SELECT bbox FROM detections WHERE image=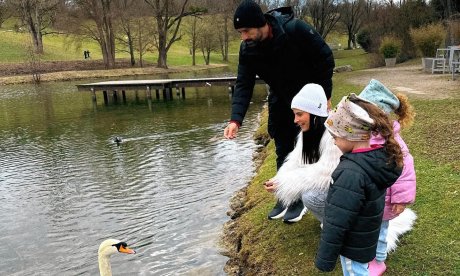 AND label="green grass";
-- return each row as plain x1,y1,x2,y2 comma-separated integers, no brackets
333,48,370,71
0,29,105,62
0,23,236,66
0,30,30,62
226,50,460,275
